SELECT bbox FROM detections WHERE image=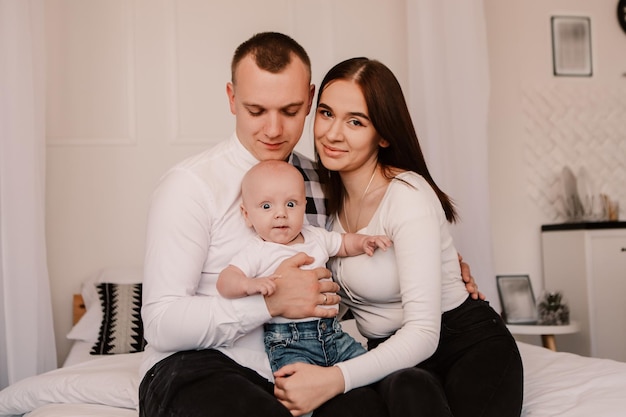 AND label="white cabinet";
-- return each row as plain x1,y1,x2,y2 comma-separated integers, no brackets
541,223,626,361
